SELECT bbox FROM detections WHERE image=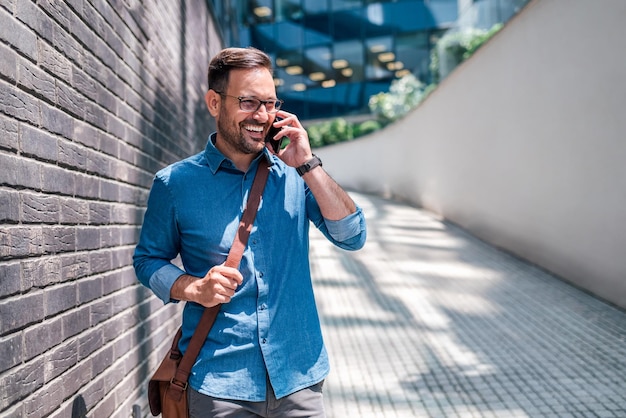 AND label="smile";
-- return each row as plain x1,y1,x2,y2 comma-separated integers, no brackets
244,124,264,133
